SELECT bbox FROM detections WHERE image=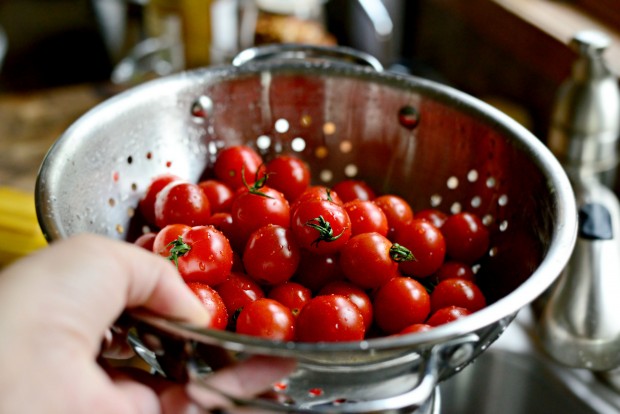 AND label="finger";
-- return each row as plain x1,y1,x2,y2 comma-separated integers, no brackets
108,366,206,414
112,377,162,414
0,234,210,354
186,356,296,411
